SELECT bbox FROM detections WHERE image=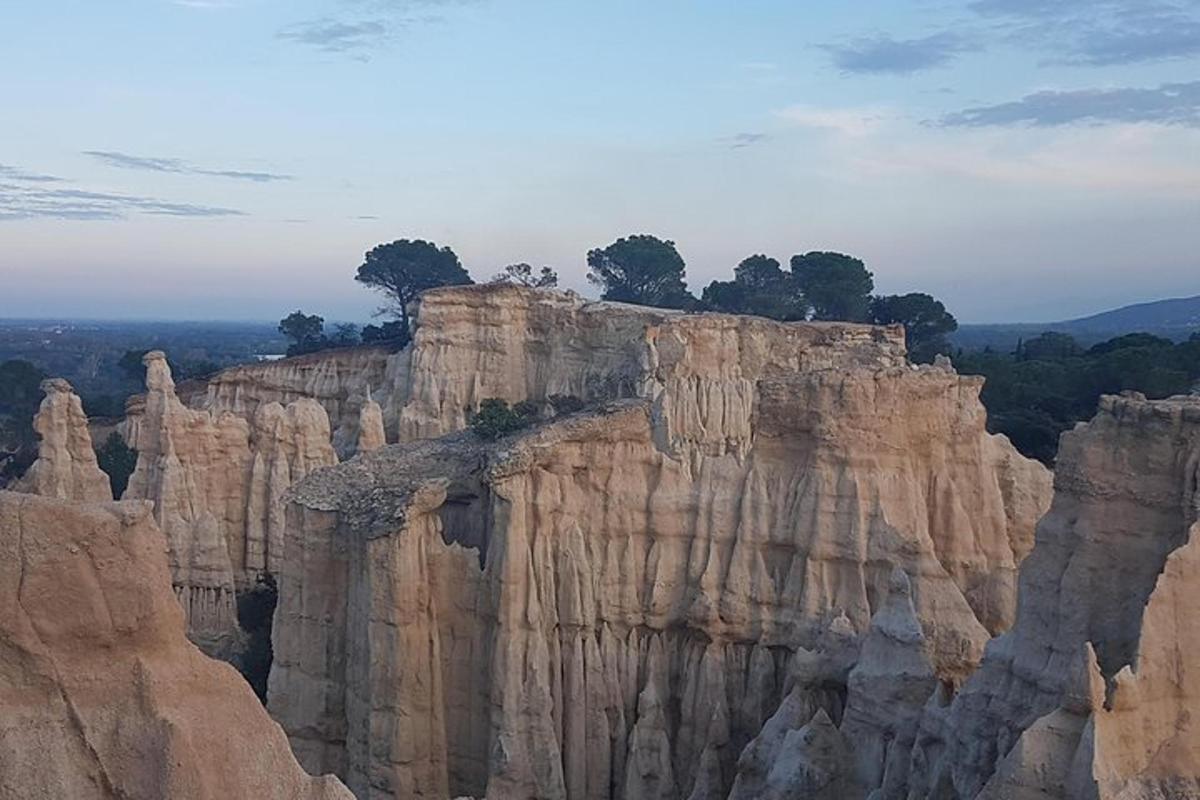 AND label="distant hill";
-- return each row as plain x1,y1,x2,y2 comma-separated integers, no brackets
953,295,1200,352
